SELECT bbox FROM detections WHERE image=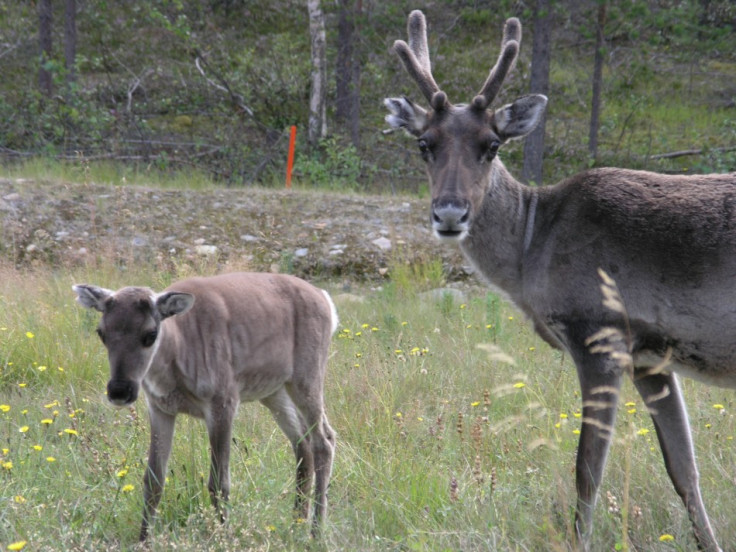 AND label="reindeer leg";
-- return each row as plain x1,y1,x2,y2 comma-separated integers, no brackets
261,388,315,521
205,396,237,521
633,371,722,552
288,391,335,537
569,345,624,551
140,404,176,541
